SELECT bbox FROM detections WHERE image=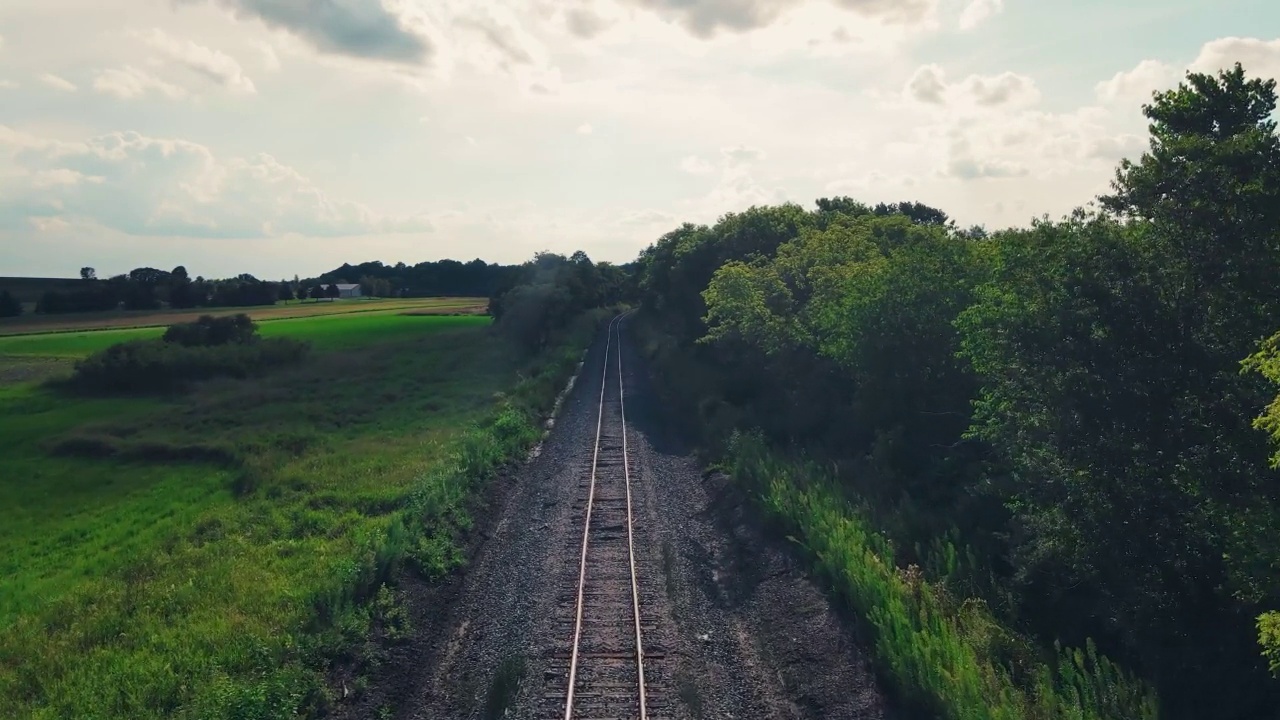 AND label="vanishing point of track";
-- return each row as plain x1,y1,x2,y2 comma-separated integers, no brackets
543,313,664,720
